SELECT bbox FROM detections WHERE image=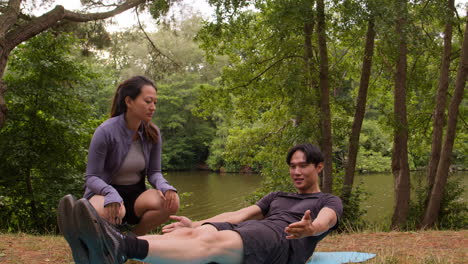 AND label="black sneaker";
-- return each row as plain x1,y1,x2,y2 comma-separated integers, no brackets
74,198,128,264
116,224,138,239
57,194,89,264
